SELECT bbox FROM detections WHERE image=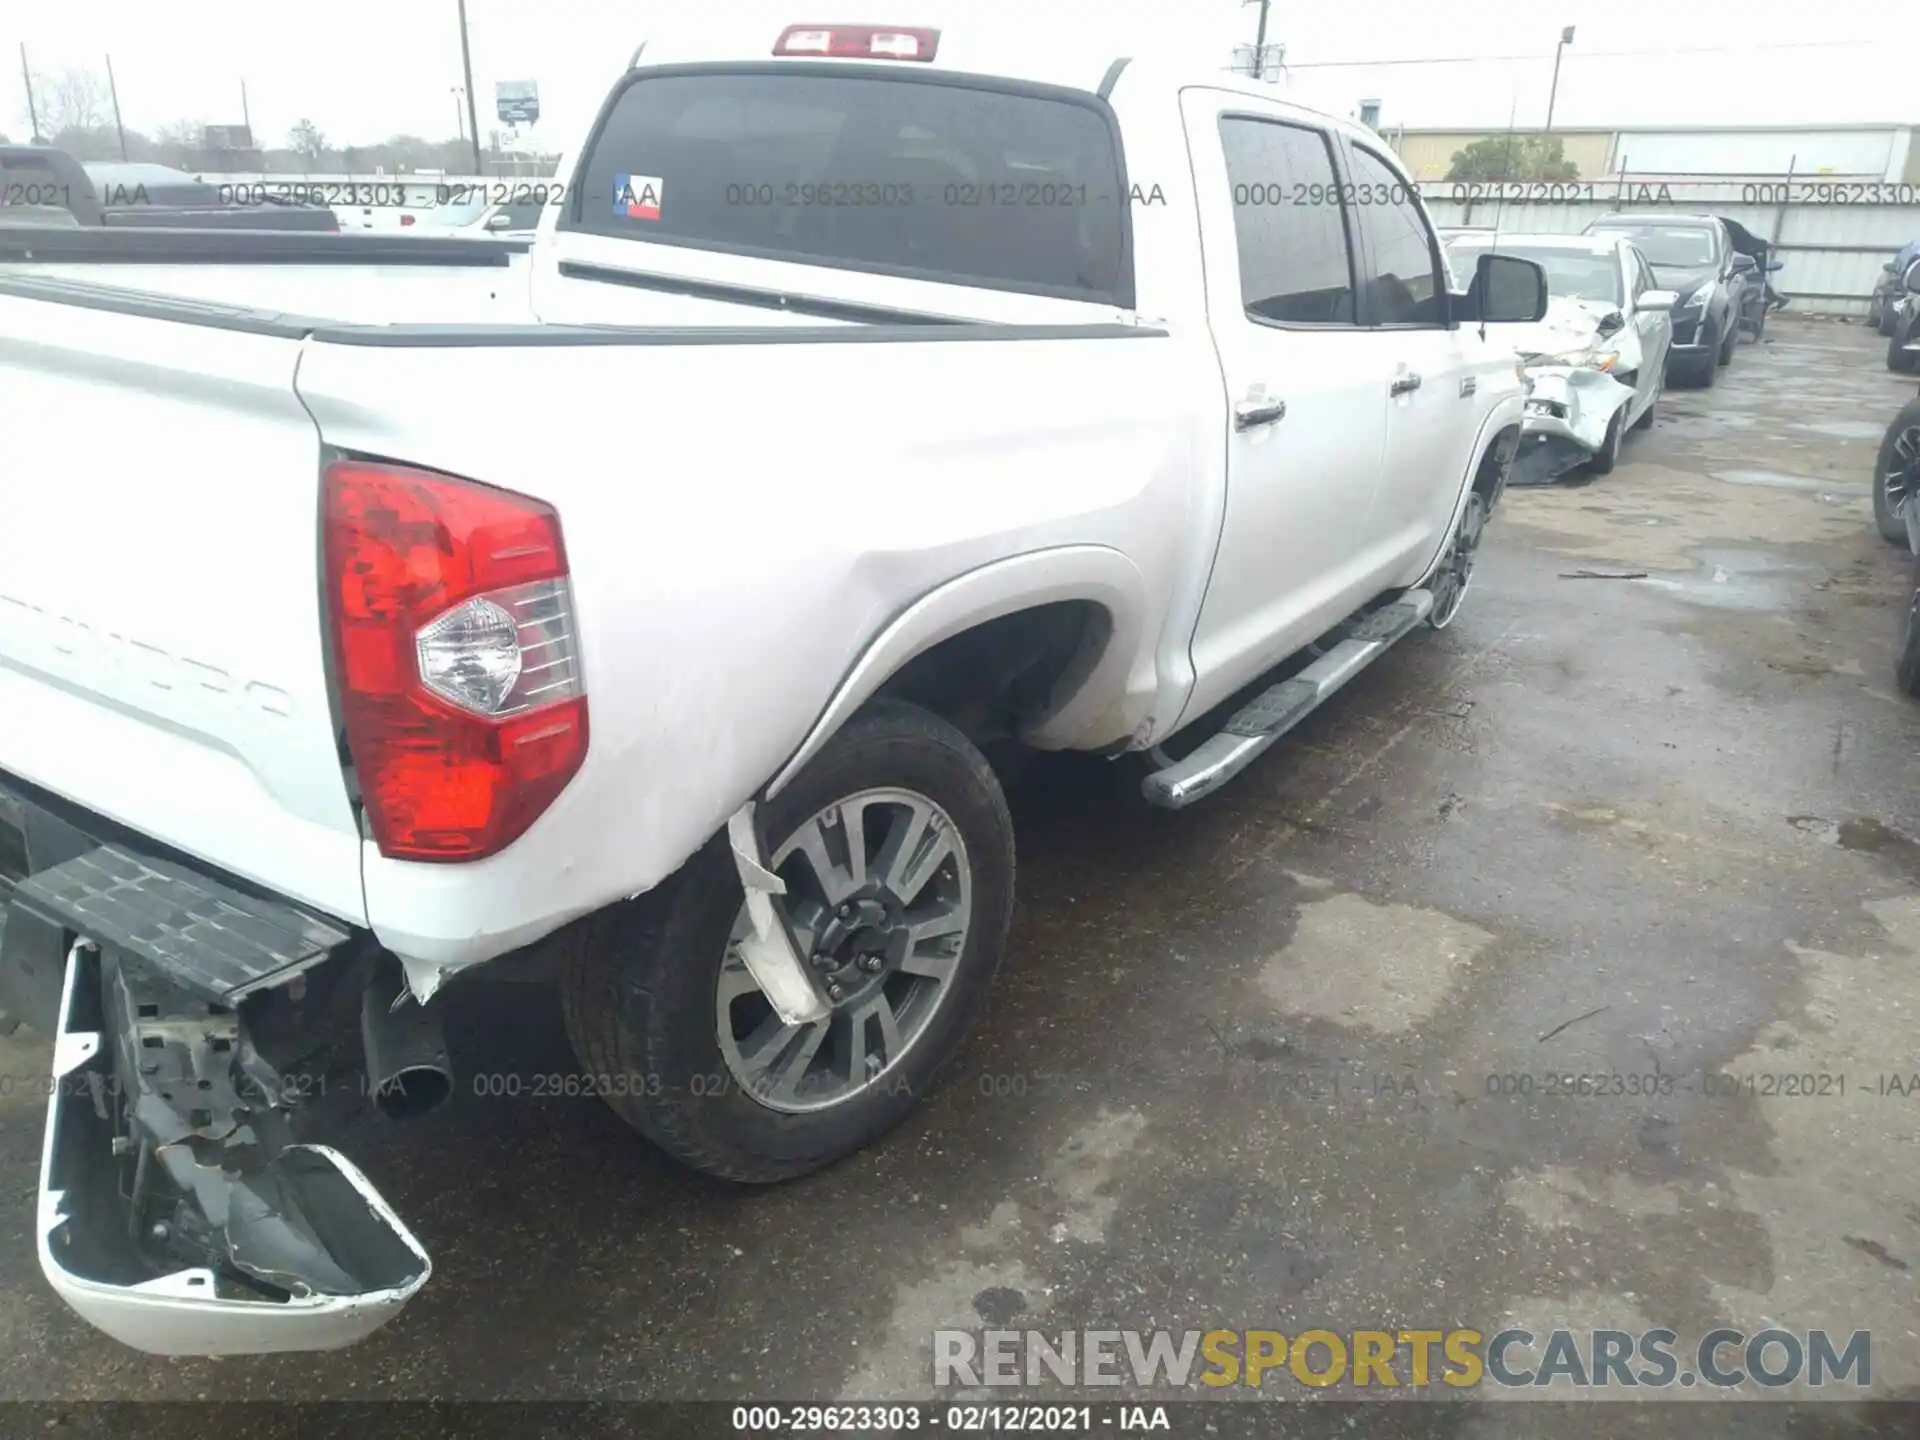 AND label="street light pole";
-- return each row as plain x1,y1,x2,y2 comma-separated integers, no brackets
452,87,466,141
1244,0,1275,80
1545,25,1575,132
20,43,41,142
105,54,128,160
456,0,483,173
